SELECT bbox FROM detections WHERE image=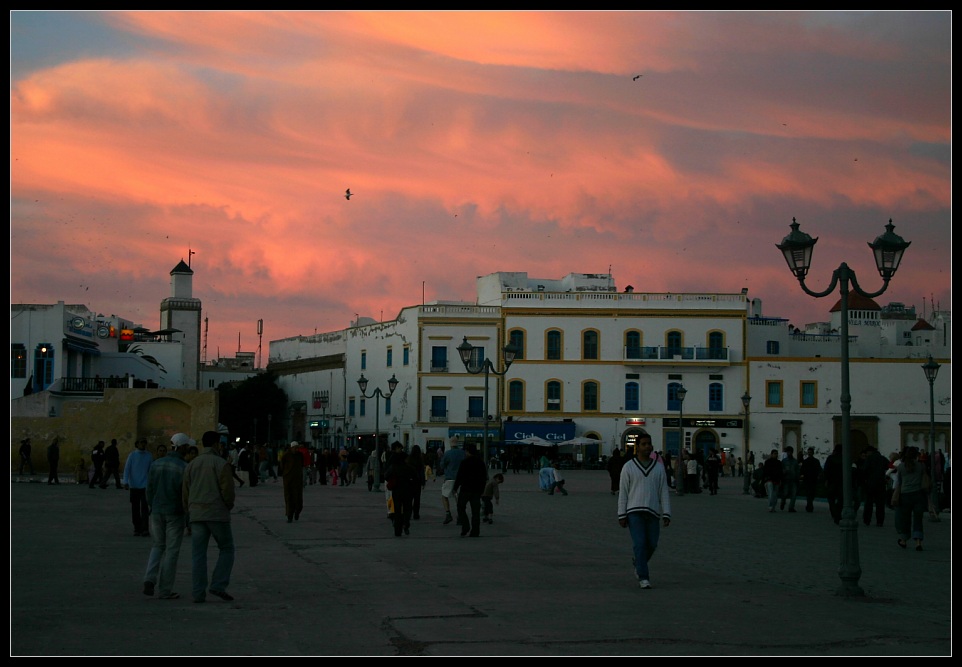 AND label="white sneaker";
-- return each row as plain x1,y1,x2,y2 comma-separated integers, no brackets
639,579,651,589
